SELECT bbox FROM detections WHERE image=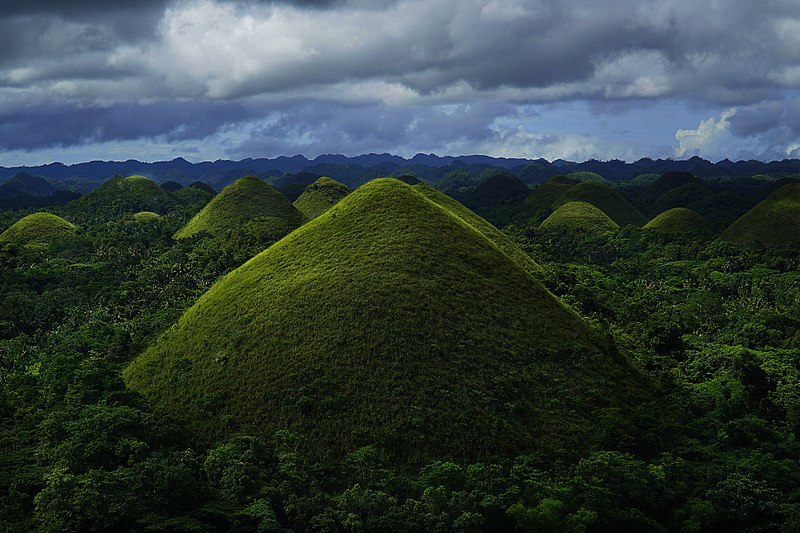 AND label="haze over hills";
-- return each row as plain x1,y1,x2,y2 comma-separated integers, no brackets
2,154,799,194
